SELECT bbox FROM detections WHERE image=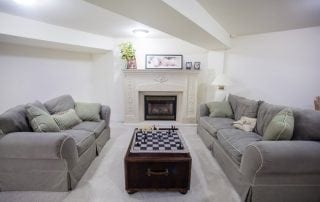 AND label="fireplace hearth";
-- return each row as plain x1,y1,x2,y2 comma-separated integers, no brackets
144,96,177,120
